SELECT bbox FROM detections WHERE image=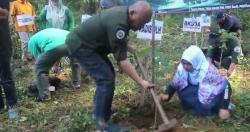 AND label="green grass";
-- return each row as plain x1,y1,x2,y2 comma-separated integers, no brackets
4,1,250,130
1,53,249,132
2,28,250,131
